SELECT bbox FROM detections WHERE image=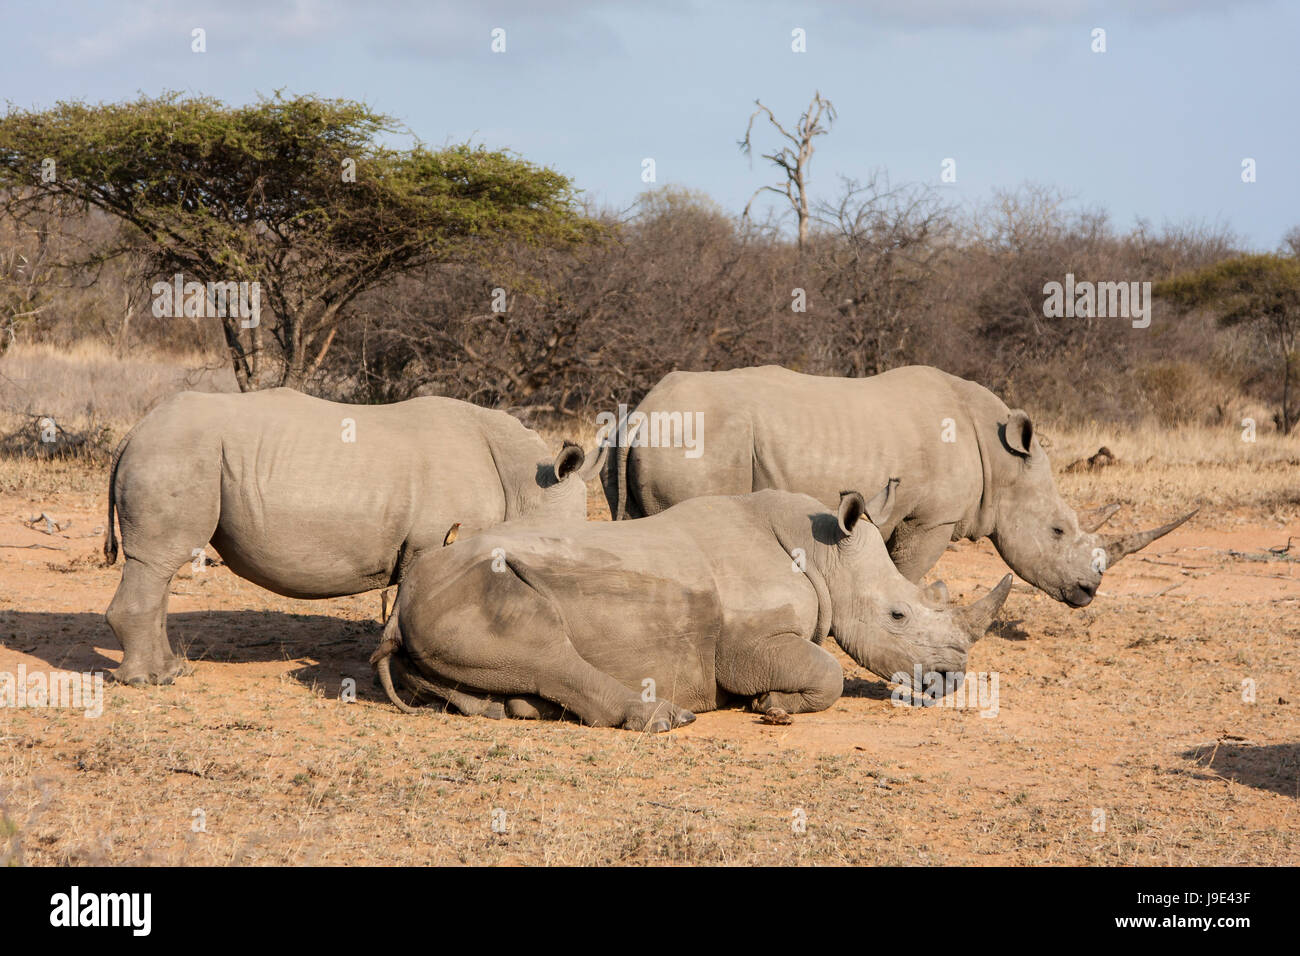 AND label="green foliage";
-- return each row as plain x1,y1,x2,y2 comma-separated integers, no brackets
1155,254,1300,326
1156,253,1300,432
0,91,595,389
